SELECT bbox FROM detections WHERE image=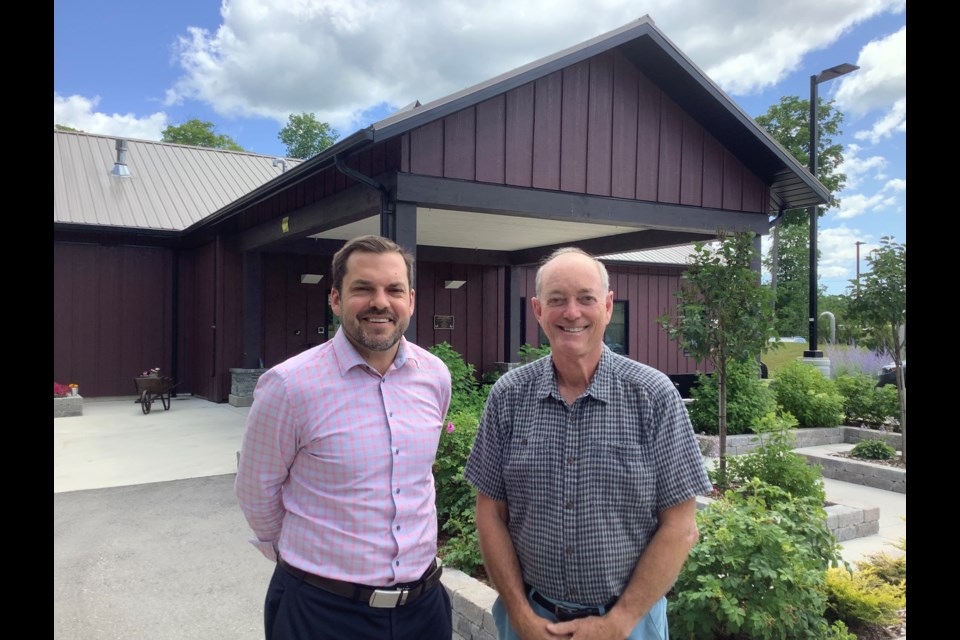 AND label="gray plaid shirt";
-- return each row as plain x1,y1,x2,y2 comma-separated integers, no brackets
465,347,711,606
